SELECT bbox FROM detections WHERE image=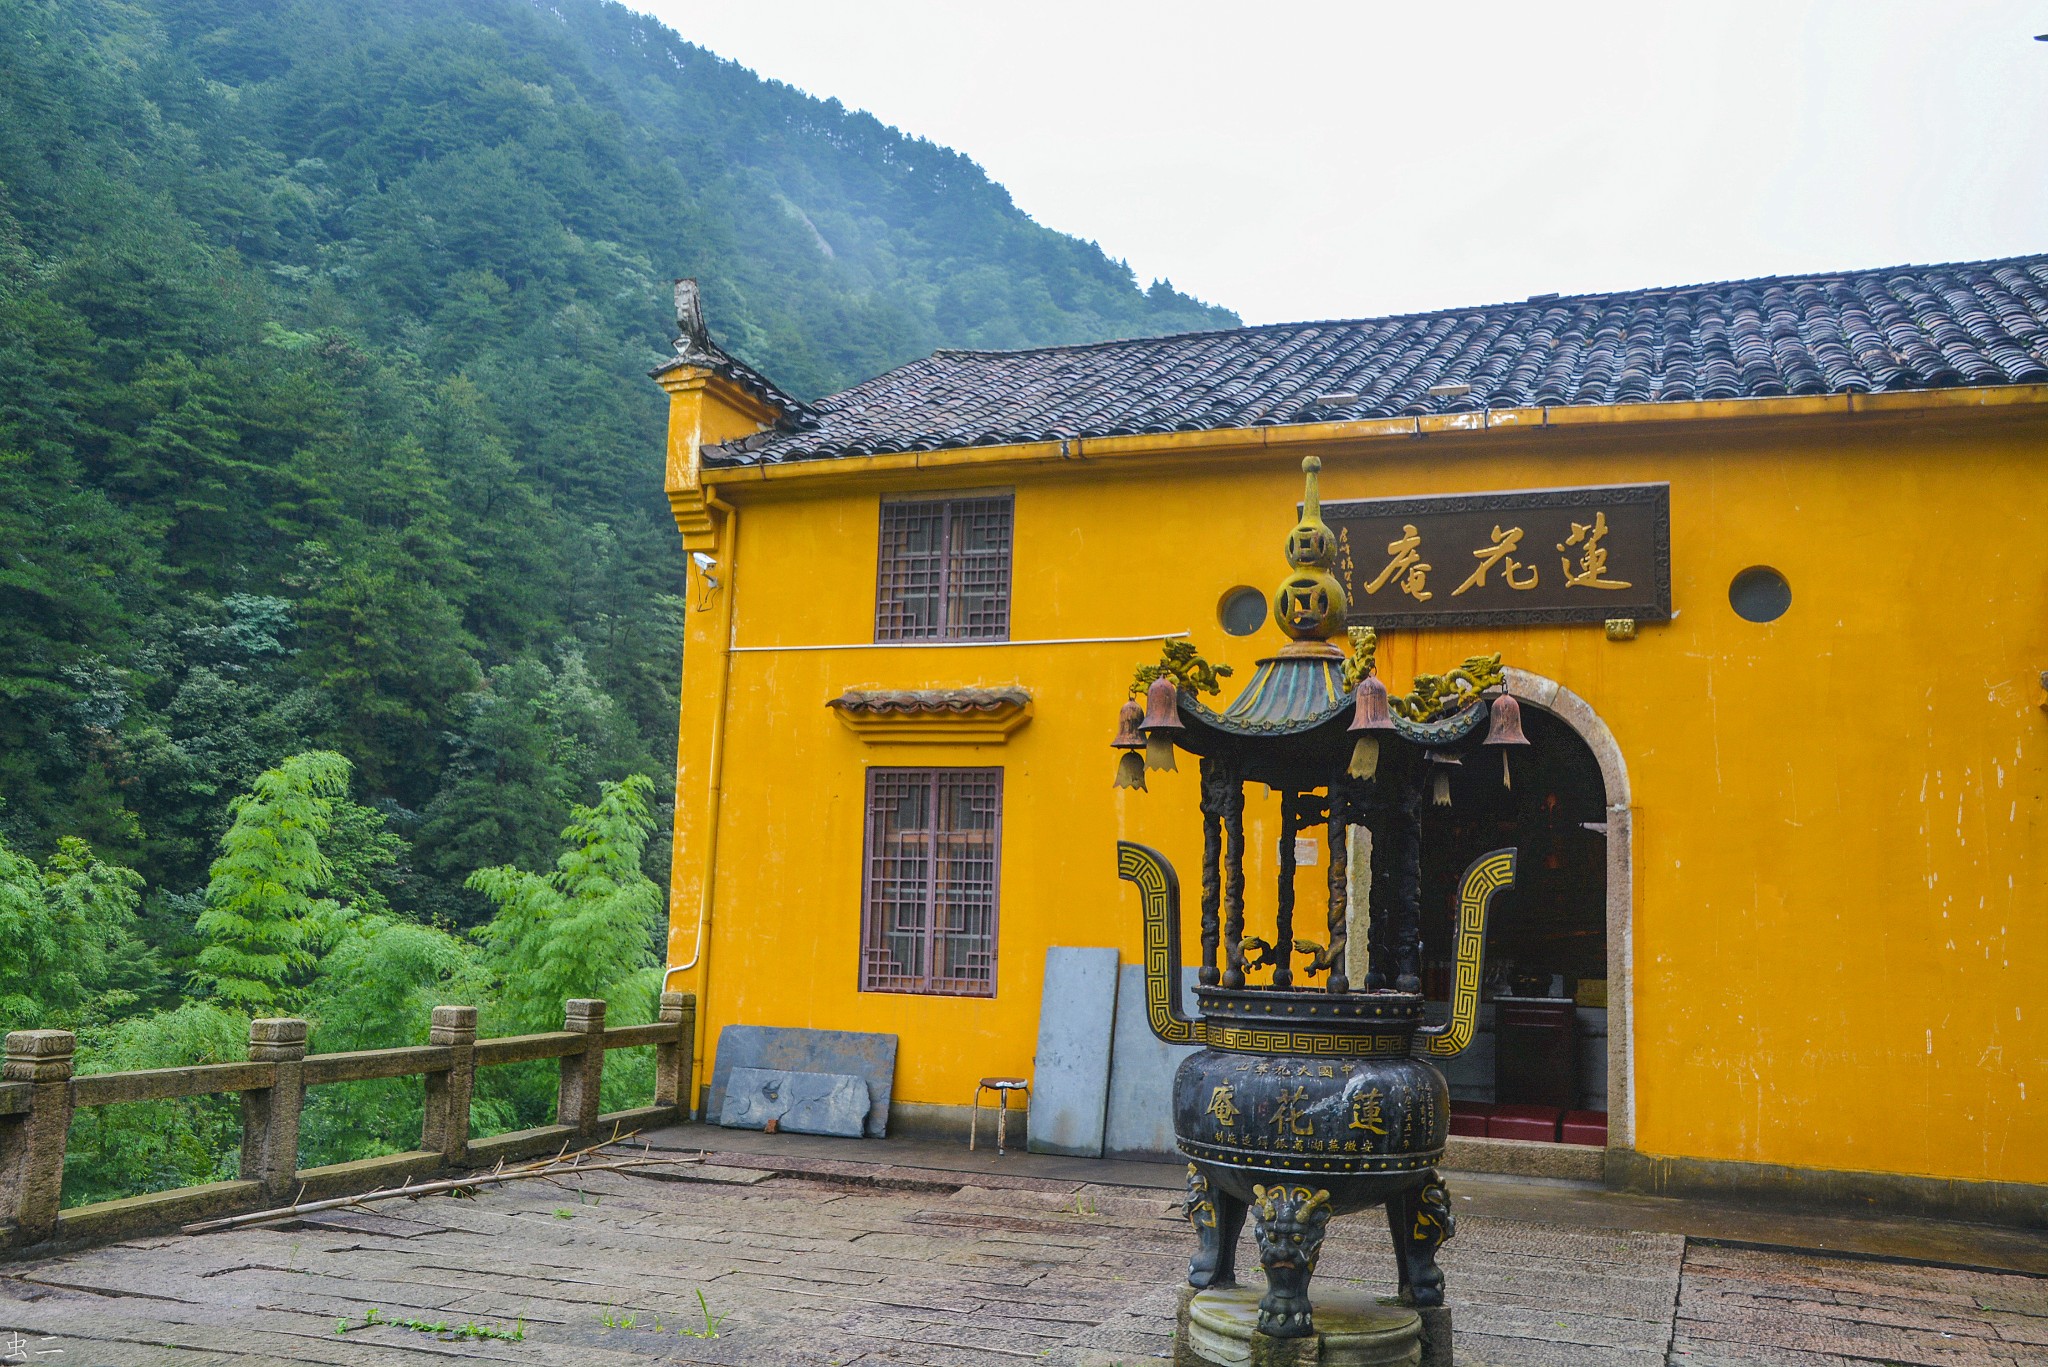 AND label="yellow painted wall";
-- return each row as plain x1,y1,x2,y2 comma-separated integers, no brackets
664,400,2048,1190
